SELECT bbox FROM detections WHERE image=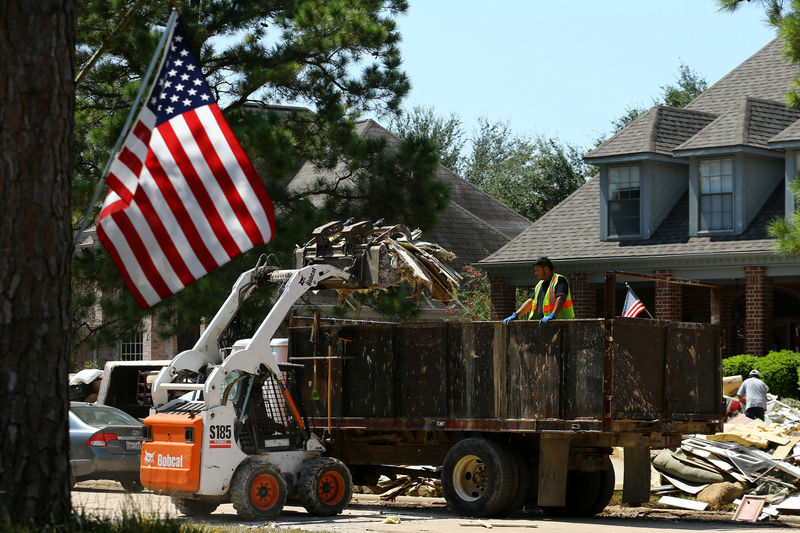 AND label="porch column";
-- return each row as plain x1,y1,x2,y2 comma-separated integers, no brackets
654,269,681,321
489,275,516,320
745,266,769,356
